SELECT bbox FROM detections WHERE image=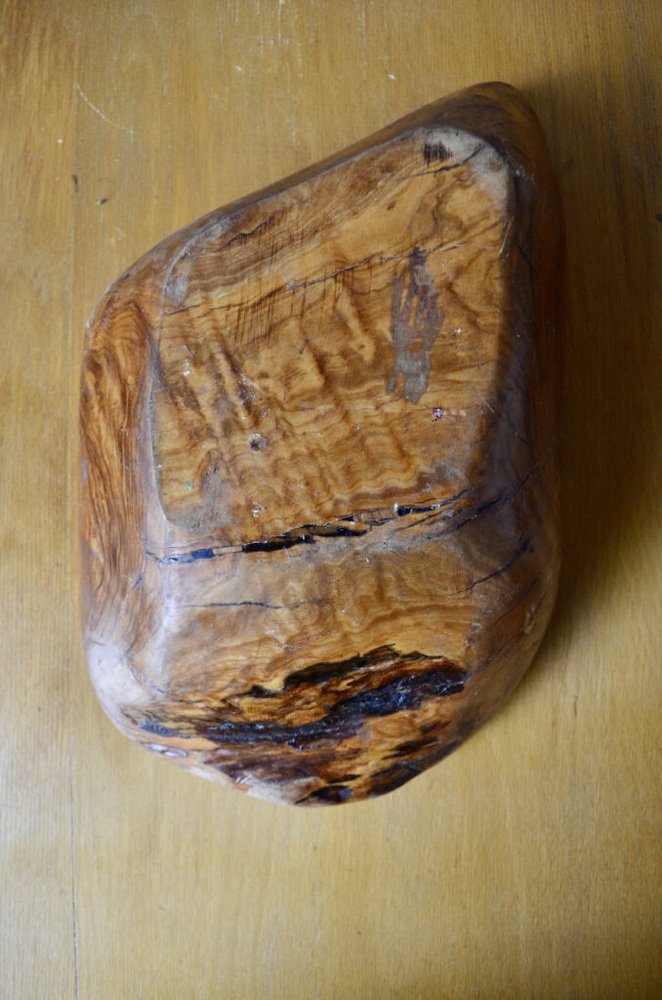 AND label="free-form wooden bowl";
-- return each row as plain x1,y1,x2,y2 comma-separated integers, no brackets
80,82,562,805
